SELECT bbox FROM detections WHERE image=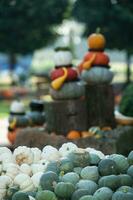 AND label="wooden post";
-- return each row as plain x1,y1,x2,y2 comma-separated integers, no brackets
85,83,116,128
44,98,88,135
